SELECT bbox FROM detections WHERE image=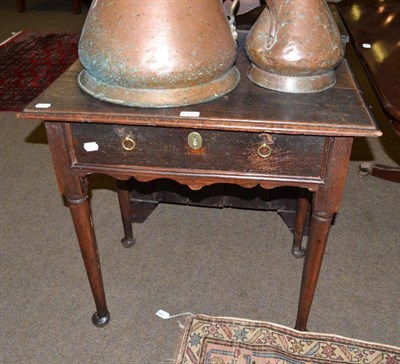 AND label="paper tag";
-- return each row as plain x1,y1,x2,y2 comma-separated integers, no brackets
362,43,372,49
83,142,99,152
156,310,171,319
35,103,52,109
180,111,200,117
